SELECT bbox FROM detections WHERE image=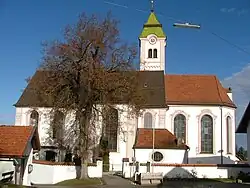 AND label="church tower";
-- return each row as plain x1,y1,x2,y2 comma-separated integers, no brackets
139,7,166,72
